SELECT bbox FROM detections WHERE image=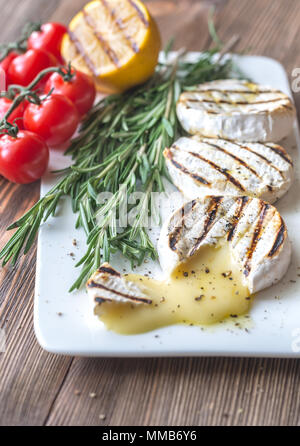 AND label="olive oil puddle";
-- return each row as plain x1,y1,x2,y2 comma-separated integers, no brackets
94,244,253,334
